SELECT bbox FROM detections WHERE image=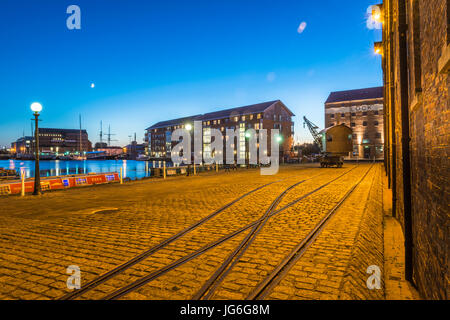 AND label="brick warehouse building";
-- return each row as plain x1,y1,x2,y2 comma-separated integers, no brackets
325,87,384,160
377,0,448,299
145,100,295,163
